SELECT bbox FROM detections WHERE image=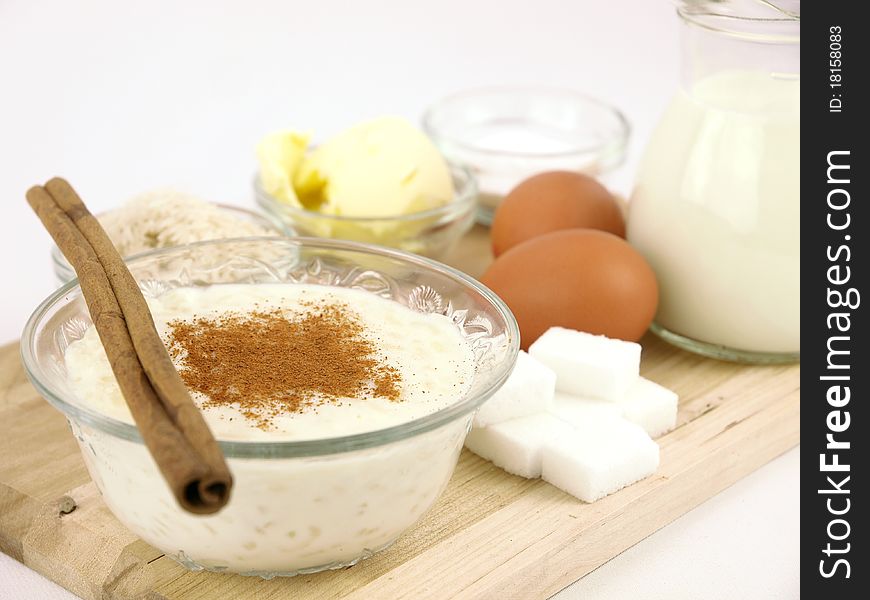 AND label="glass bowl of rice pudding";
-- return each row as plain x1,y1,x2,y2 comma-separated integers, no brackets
22,237,519,577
